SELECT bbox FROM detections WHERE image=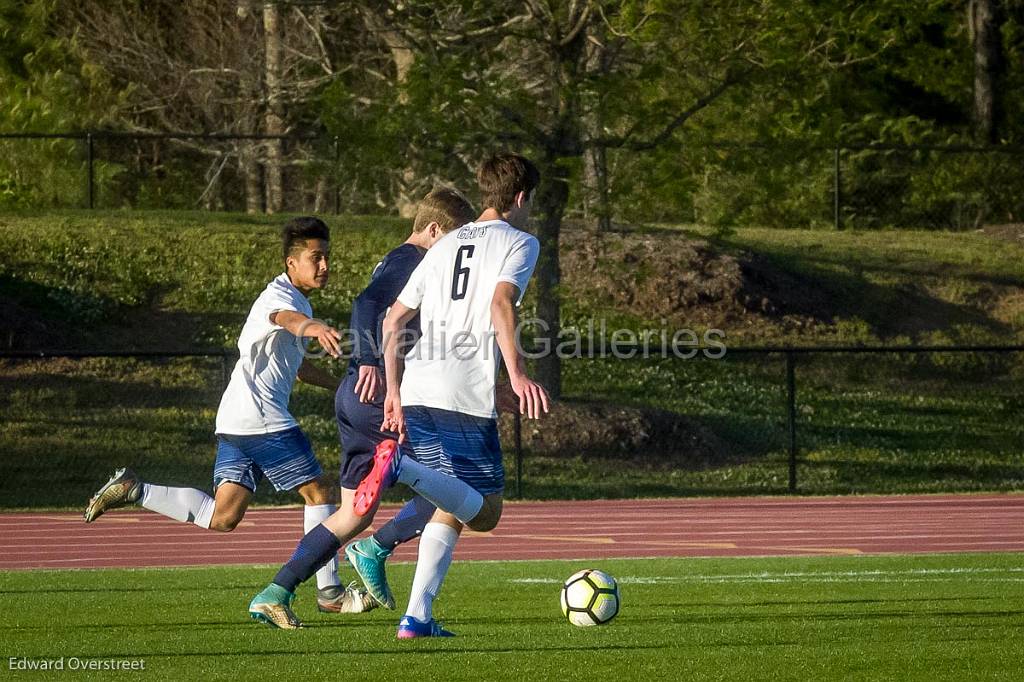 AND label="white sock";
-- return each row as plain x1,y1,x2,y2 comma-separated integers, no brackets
304,503,340,590
397,459,484,524
405,522,460,622
140,484,215,529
